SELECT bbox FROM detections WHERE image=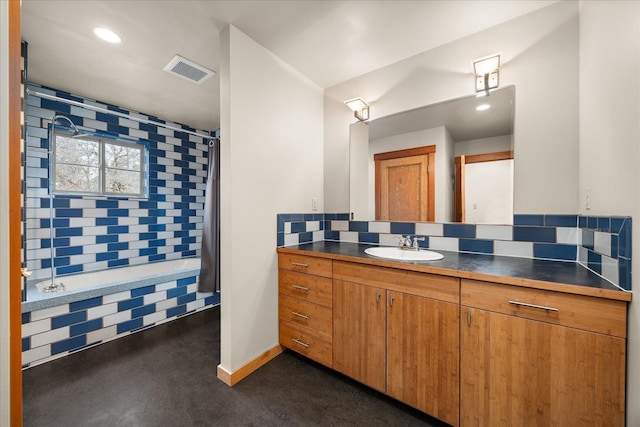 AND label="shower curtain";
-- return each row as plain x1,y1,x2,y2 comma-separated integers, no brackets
198,138,220,293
